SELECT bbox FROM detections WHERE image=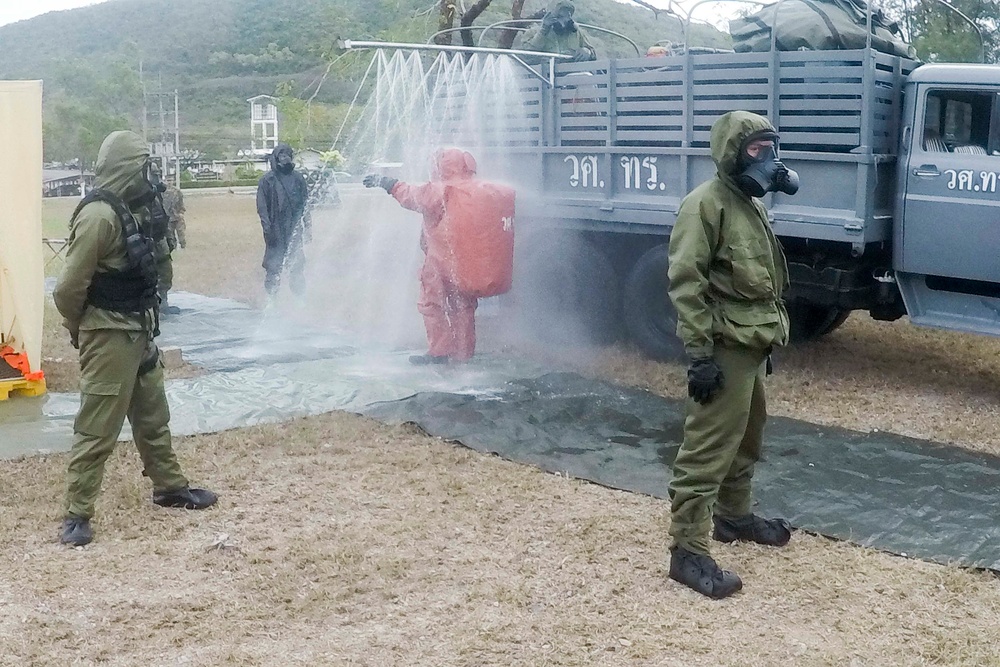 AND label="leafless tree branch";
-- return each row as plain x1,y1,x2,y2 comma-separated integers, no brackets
460,0,495,47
